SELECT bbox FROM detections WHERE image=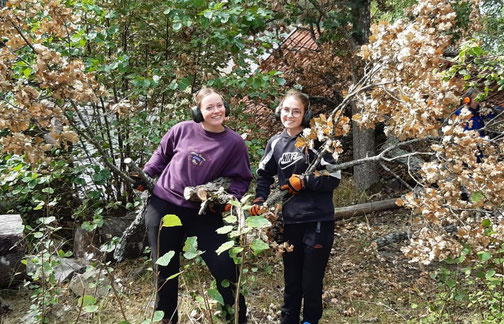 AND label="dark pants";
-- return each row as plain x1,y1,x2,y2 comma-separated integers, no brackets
145,195,247,323
281,221,334,324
